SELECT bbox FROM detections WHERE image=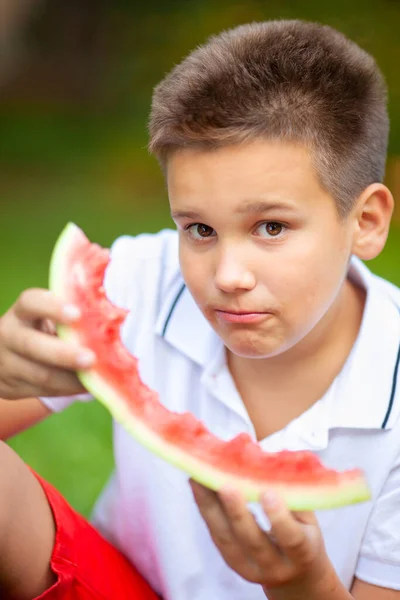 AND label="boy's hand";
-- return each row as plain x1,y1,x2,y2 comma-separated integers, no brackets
0,288,95,400
191,480,341,599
